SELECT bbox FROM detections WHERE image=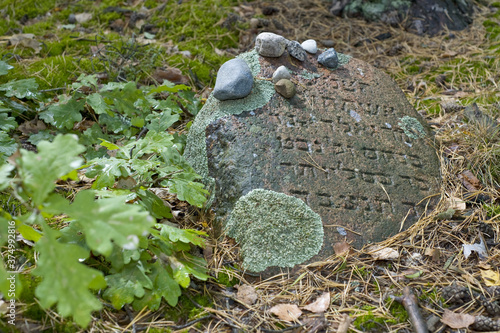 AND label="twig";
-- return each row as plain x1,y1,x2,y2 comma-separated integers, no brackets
324,224,362,236
393,287,428,333
123,305,137,333
301,153,327,172
166,315,213,330
261,324,304,332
